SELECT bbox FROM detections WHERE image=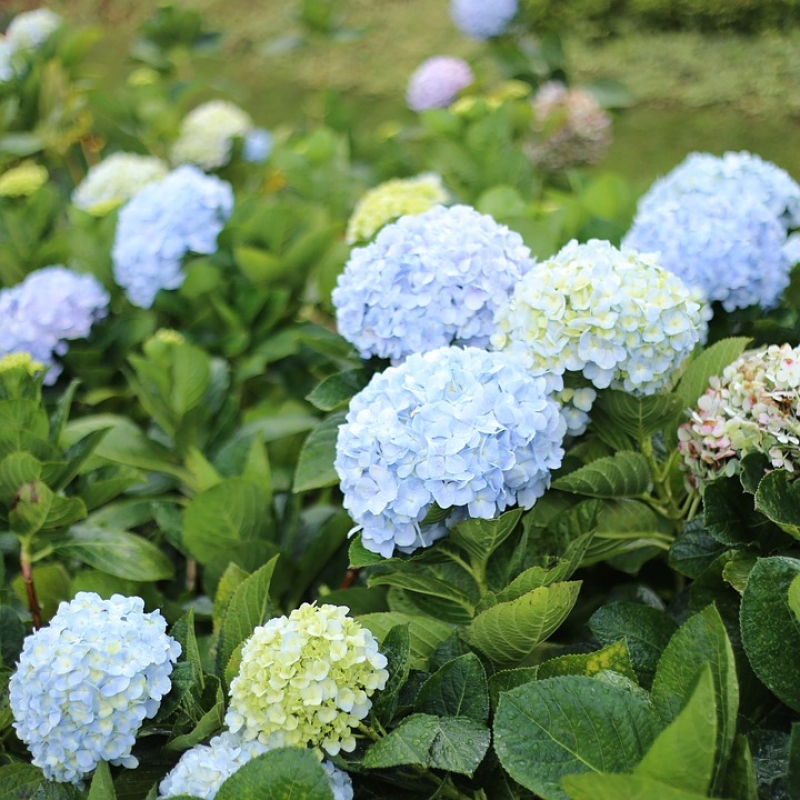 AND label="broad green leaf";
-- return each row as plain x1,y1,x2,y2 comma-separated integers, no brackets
674,337,751,411
790,574,800,626
52,525,175,581
749,729,793,800
755,469,800,539
552,452,651,498
0,606,25,668
348,534,385,568
0,764,47,799
292,412,345,492
538,640,637,683
488,667,539,711
216,747,332,800
218,557,278,677
51,428,110,492
722,735,759,800
166,681,225,751
182,478,273,564
594,390,685,440
563,773,710,800
170,608,205,690
668,519,727,579
361,713,490,776
588,602,677,689
368,571,475,623
494,675,661,800
449,509,522,563
0,452,41,504
651,605,739,792
722,551,758,594
740,556,800,712
87,761,116,800
373,624,410,725
739,452,772,494
213,562,250,627
789,724,800,800
306,369,367,412
358,612,453,668
634,664,716,794
464,582,582,664
8,480,52,536
415,653,489,723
